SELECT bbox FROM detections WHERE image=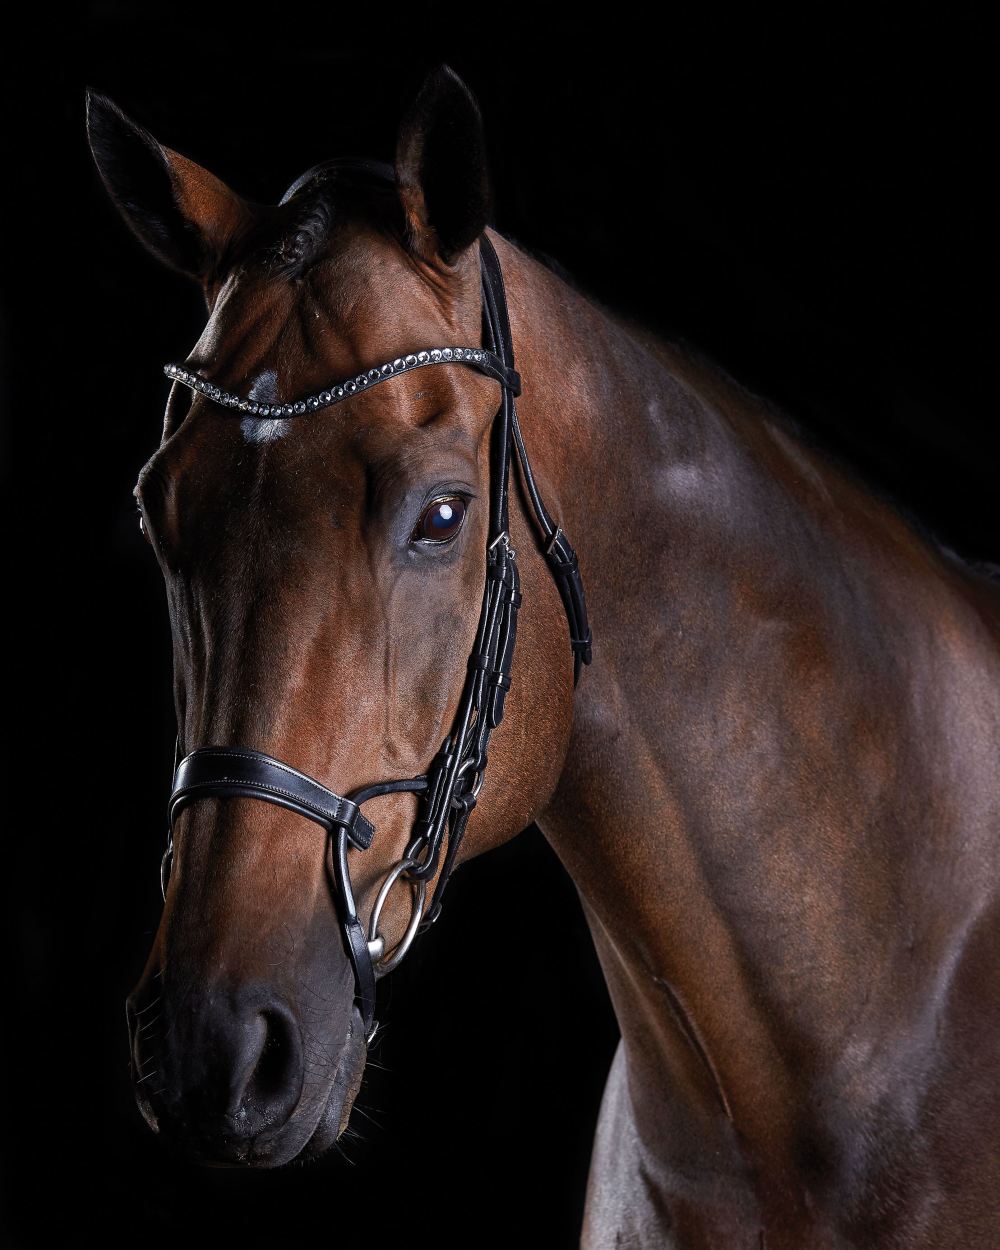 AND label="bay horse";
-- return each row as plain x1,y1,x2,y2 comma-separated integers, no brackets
87,65,1000,1248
